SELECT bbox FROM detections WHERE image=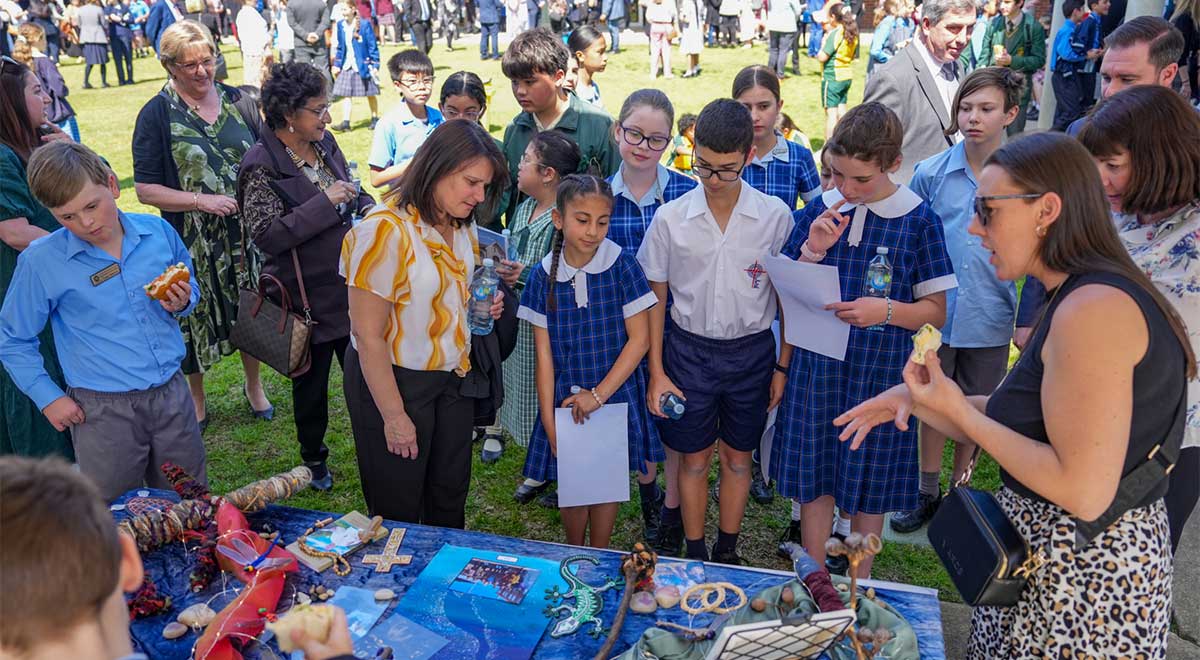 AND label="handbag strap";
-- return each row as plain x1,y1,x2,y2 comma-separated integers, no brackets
290,248,313,325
